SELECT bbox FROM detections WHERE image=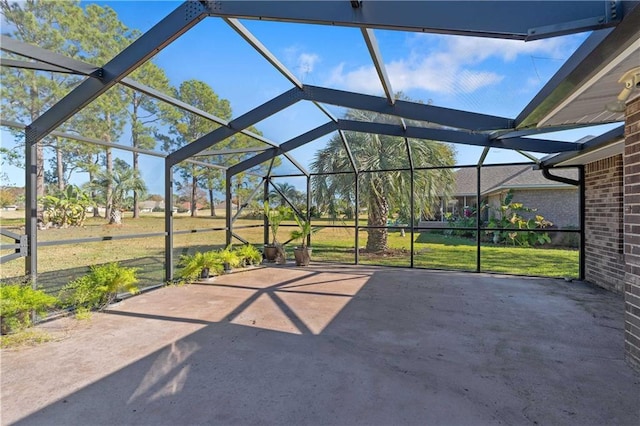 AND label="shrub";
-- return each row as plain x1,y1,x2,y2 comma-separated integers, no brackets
178,251,223,282
218,248,242,269
485,190,552,247
234,244,263,266
60,263,139,313
40,185,94,228
445,212,477,238
0,284,58,334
